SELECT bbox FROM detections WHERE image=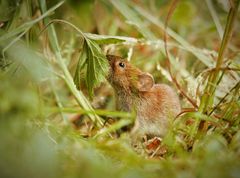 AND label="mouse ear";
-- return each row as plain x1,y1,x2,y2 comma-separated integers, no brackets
138,73,154,91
